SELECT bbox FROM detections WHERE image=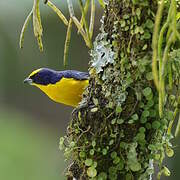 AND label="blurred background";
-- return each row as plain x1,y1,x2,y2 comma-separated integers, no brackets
0,1,179,180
